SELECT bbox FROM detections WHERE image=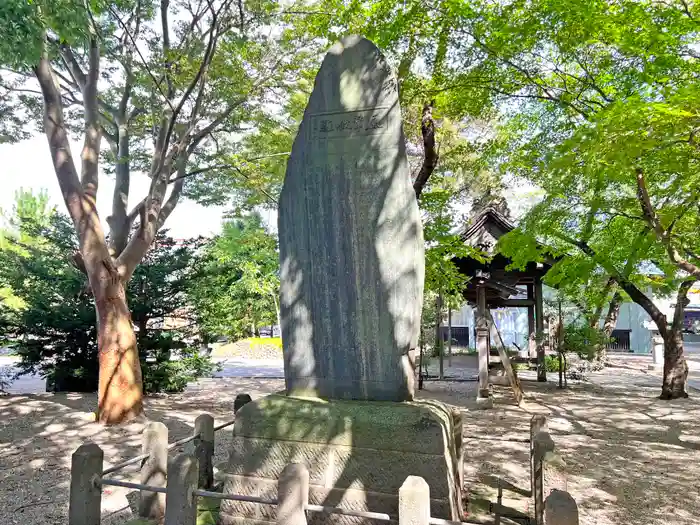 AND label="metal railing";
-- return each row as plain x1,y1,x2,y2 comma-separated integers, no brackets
69,398,579,525
68,393,251,525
